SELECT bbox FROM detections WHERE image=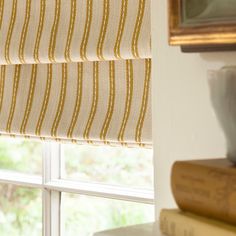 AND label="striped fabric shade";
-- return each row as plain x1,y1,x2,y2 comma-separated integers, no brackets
0,0,152,147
